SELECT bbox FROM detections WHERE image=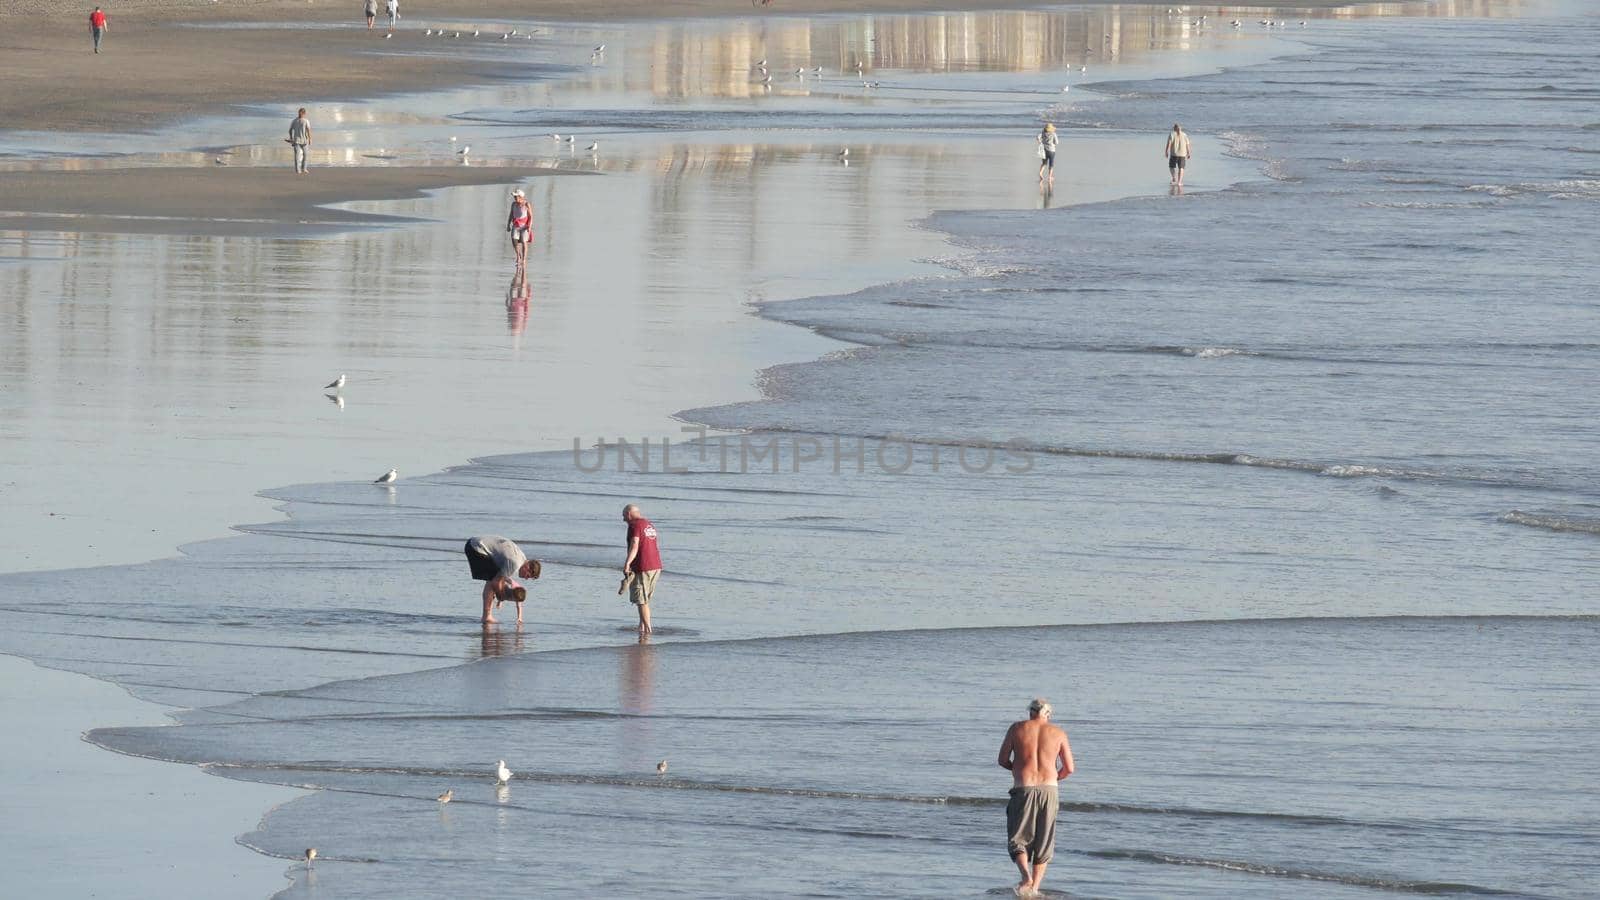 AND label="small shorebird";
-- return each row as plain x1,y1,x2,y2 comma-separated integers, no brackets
375,468,398,484
811,66,822,76
564,135,576,145
458,145,470,161
755,58,766,67
586,142,599,153
383,33,391,39
656,760,668,775
1079,65,1088,74
324,374,345,391
214,157,226,166
436,788,453,803
1061,85,1070,93
304,848,317,867
425,28,432,35
761,75,773,86
794,67,804,76
550,133,562,141
502,32,509,40
496,760,513,784
594,44,606,53
472,29,479,37
837,147,849,160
